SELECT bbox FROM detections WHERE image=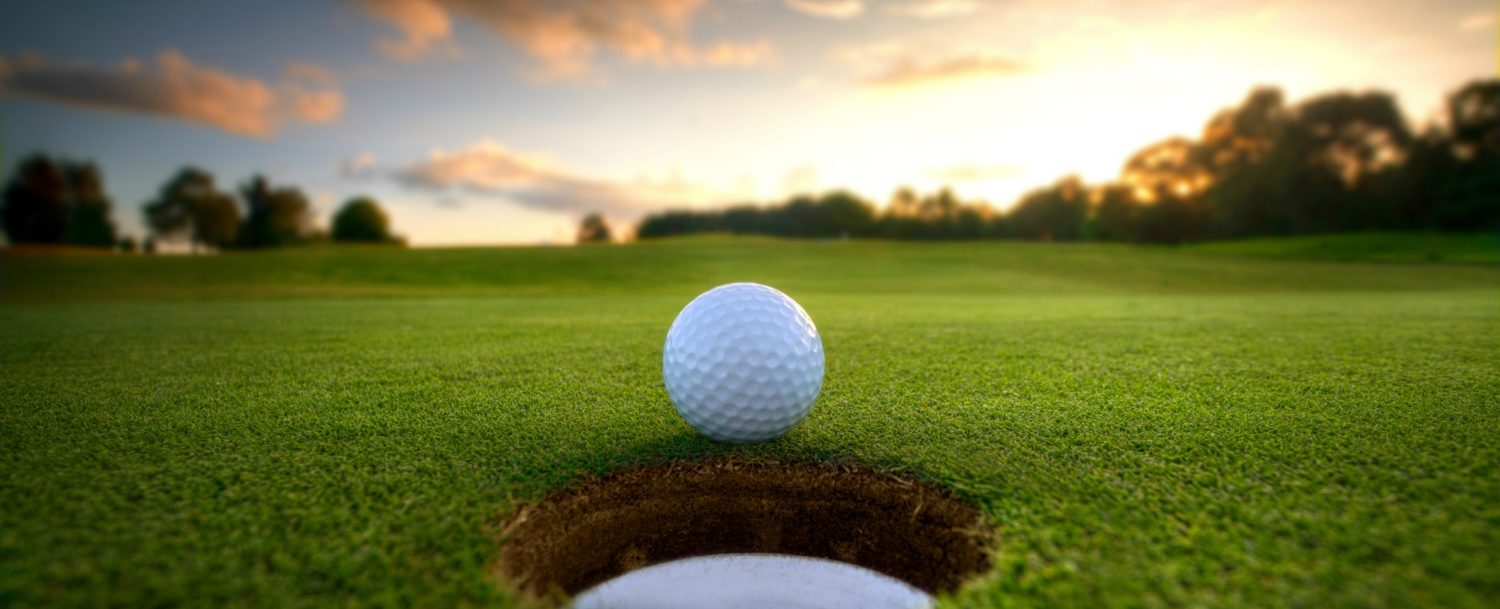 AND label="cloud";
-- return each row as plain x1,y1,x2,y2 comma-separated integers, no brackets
0,50,344,137
385,139,714,215
859,53,1027,88
785,0,864,19
696,39,777,68
888,0,980,19
355,0,459,60
350,0,773,77
285,60,340,86
1458,11,1495,31
928,163,1024,182
282,85,344,123
342,152,381,178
